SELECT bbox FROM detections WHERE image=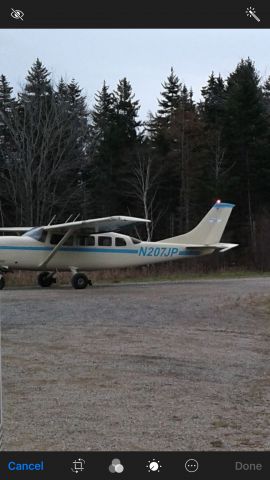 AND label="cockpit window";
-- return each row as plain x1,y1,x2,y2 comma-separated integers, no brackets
22,227,46,242
50,234,74,246
131,237,141,244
